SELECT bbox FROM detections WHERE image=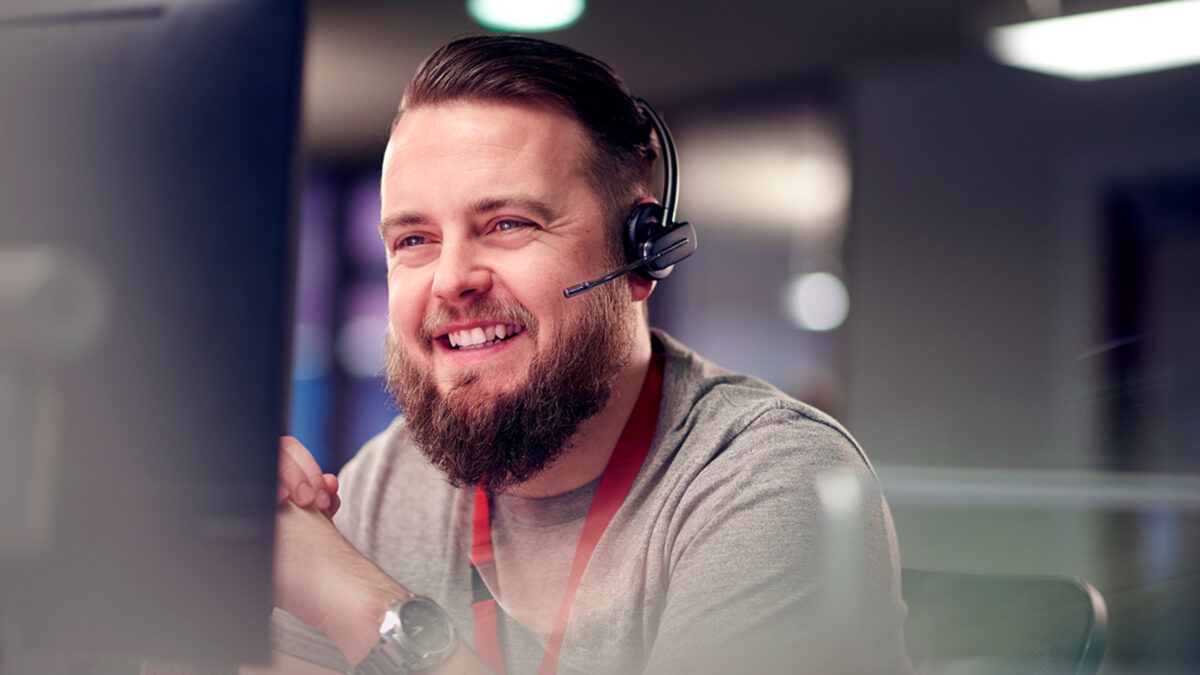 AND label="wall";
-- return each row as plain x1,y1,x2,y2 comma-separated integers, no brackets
845,54,1200,670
